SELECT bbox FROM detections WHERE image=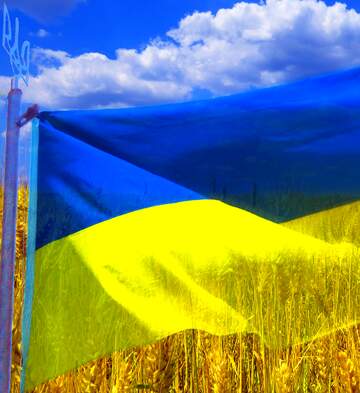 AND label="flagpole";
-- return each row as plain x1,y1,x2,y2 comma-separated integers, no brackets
0,76,22,393
1,3,33,390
